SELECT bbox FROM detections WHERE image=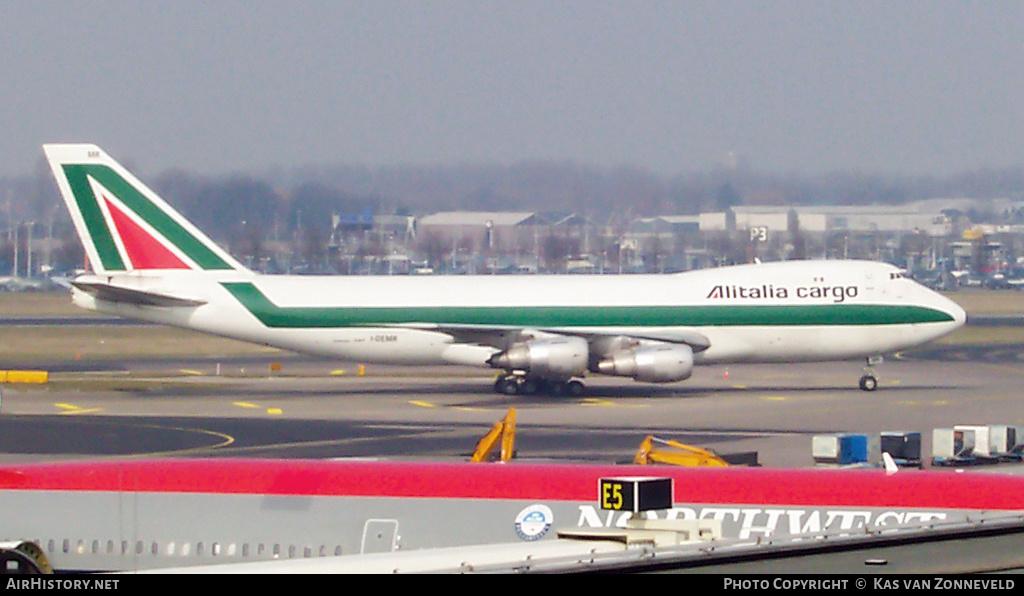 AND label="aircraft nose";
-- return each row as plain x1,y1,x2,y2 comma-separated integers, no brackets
952,301,967,327
943,295,967,328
